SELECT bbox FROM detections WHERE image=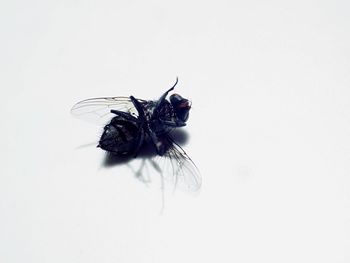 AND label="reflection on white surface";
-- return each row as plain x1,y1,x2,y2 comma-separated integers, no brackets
0,0,349,262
